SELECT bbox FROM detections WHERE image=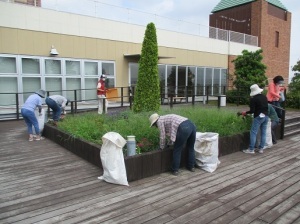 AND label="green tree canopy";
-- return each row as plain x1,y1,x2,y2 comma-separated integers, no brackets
232,49,268,89
133,22,160,113
289,59,300,94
